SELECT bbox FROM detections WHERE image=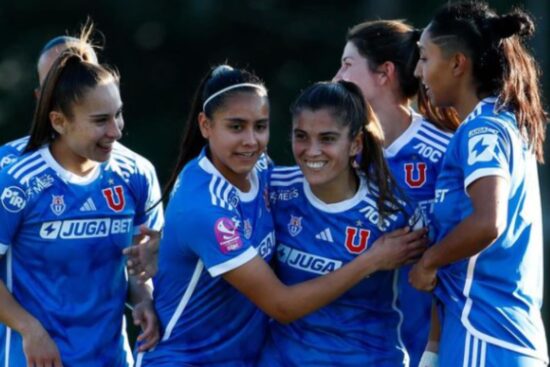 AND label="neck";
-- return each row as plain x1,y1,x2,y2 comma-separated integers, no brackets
50,140,98,177
310,169,358,204
371,99,412,147
454,91,481,122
